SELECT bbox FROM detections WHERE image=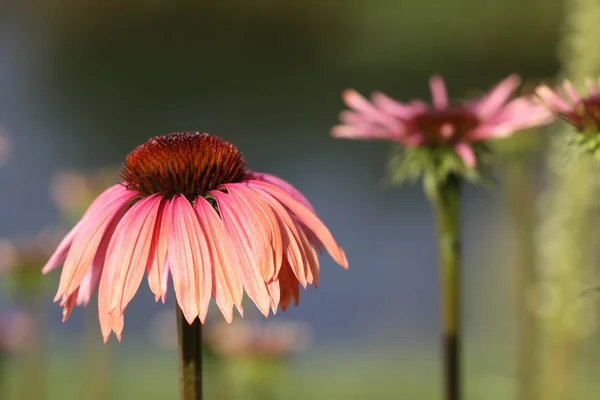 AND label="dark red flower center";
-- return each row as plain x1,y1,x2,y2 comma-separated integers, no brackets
121,132,247,199
414,108,480,144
